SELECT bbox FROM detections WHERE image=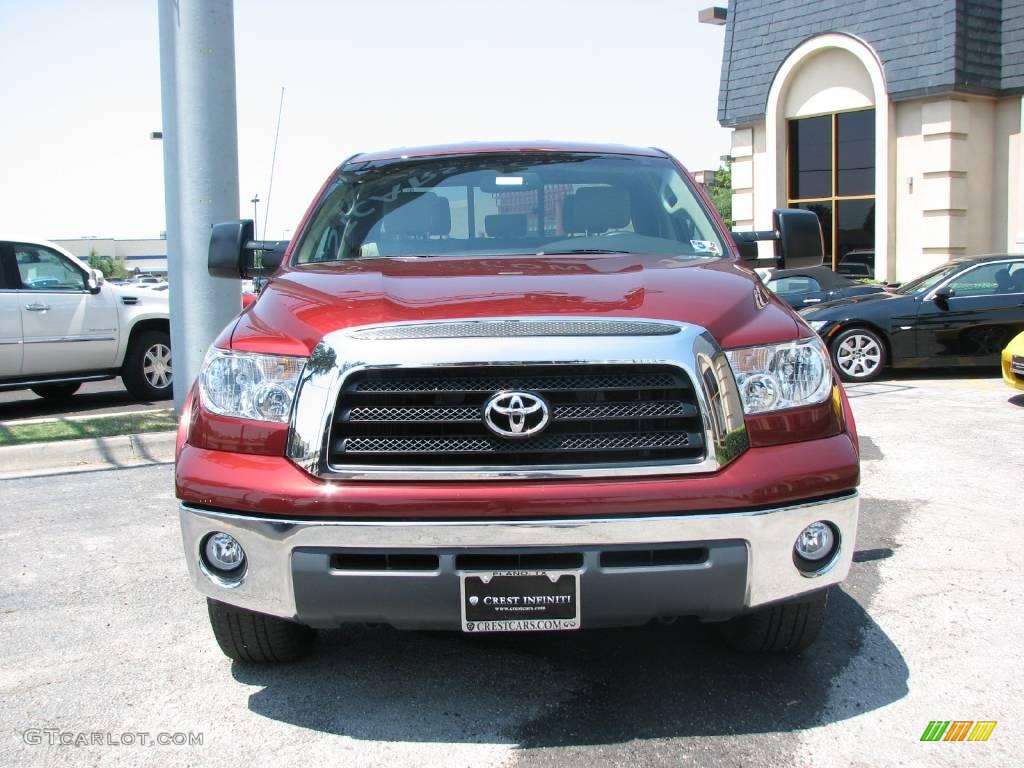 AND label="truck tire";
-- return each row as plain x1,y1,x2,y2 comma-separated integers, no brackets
830,327,886,383
720,588,829,654
122,330,173,401
30,383,82,399
207,599,314,663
